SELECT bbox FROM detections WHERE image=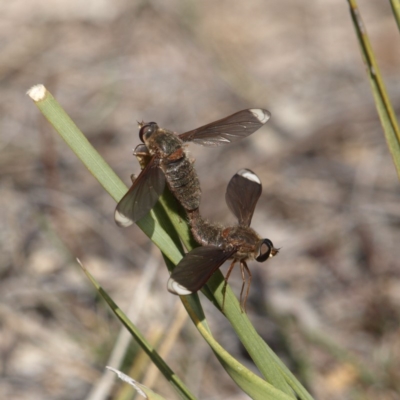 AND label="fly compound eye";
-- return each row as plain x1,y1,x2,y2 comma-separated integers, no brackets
139,122,157,143
255,239,274,262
